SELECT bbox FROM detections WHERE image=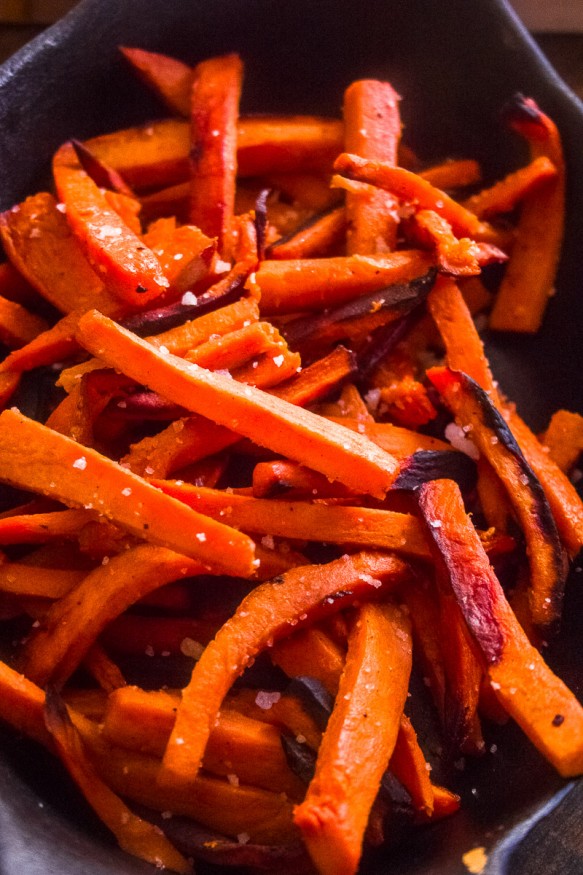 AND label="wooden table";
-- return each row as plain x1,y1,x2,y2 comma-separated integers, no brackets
0,25,582,100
